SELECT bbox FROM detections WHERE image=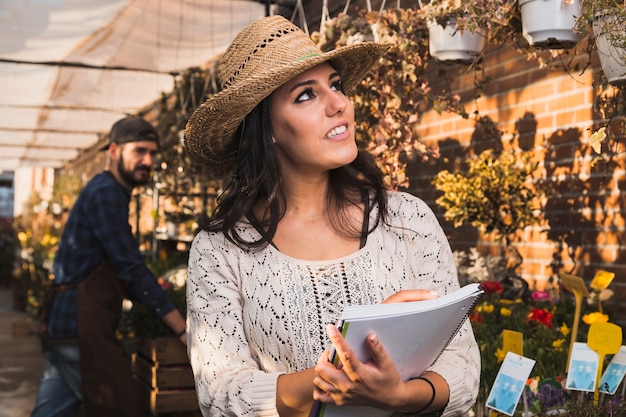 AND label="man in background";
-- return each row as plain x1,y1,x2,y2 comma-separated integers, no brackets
31,116,187,417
